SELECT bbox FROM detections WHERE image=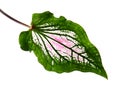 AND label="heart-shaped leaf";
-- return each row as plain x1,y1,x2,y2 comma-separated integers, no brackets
19,11,108,79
